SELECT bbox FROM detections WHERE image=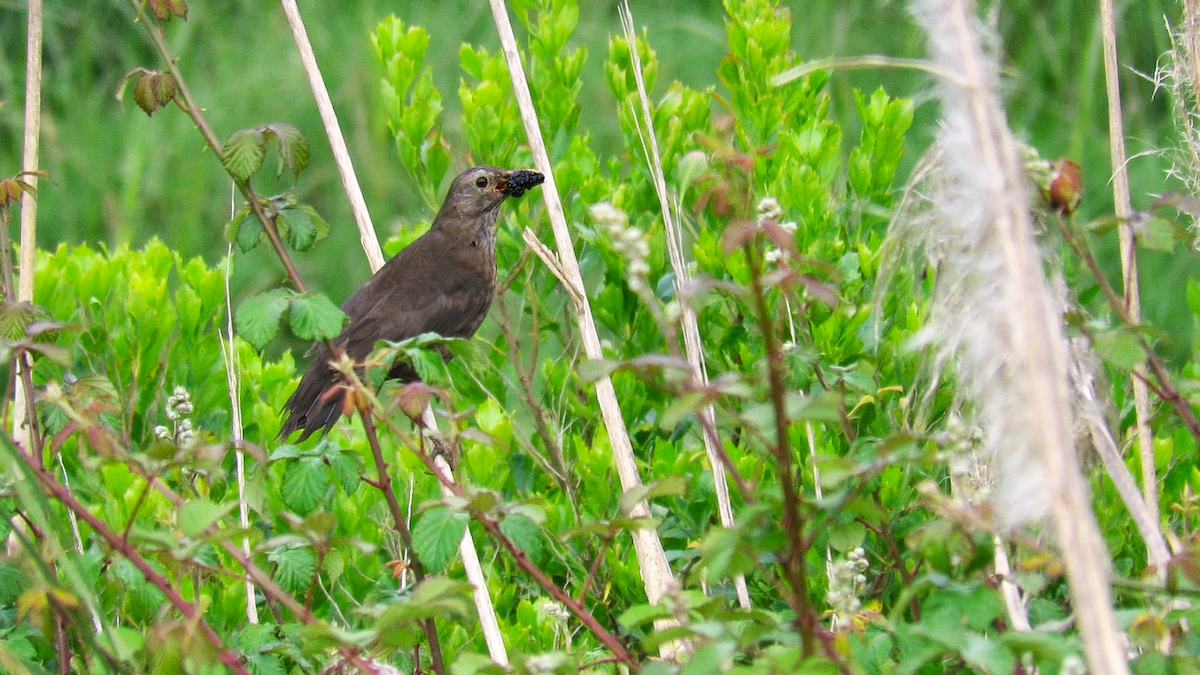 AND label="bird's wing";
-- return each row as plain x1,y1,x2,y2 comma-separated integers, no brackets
335,232,493,360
